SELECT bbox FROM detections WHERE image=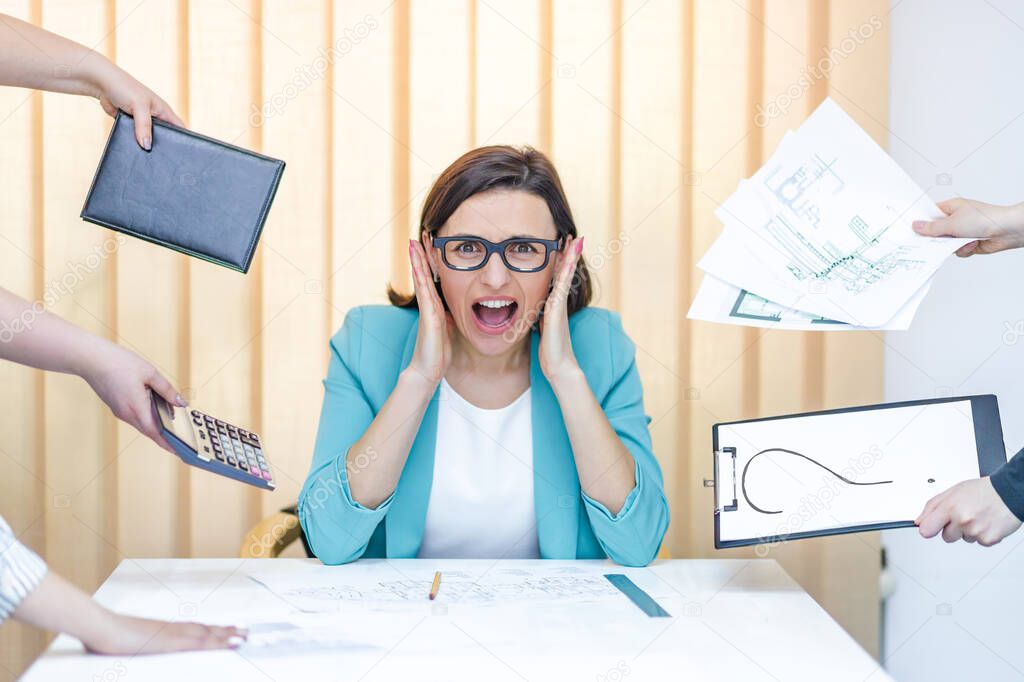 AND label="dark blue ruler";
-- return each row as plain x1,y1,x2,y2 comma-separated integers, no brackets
604,574,671,617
